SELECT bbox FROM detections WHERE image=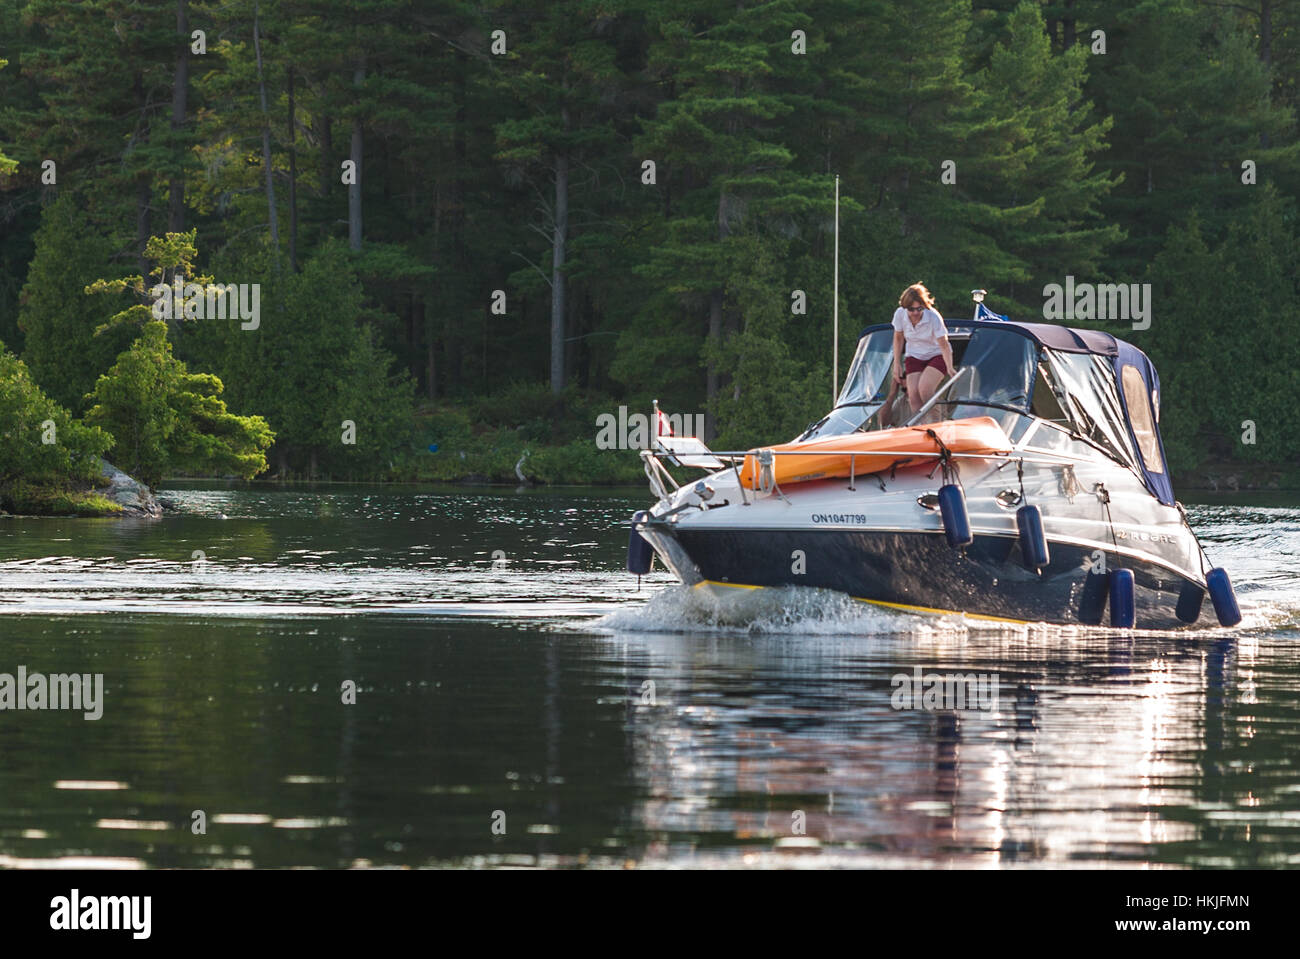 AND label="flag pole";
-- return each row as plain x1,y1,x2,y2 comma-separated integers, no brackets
832,174,840,404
